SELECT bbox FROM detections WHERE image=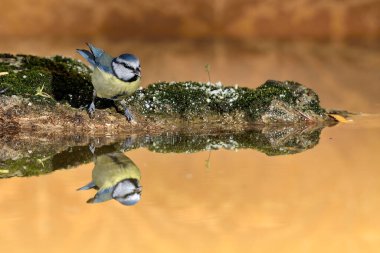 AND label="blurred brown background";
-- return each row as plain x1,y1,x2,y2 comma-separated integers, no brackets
0,0,379,114
0,0,379,41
